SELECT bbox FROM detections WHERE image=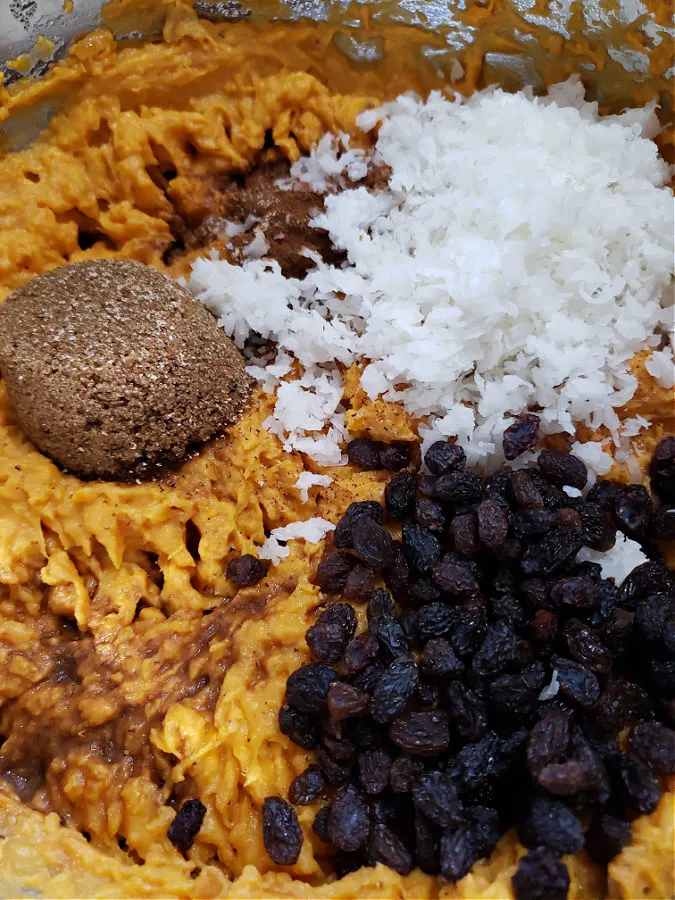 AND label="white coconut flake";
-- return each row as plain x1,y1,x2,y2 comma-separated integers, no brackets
570,441,614,483
538,669,560,701
645,347,675,388
577,533,649,584
243,230,270,260
189,81,673,468
258,517,336,564
295,472,333,502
